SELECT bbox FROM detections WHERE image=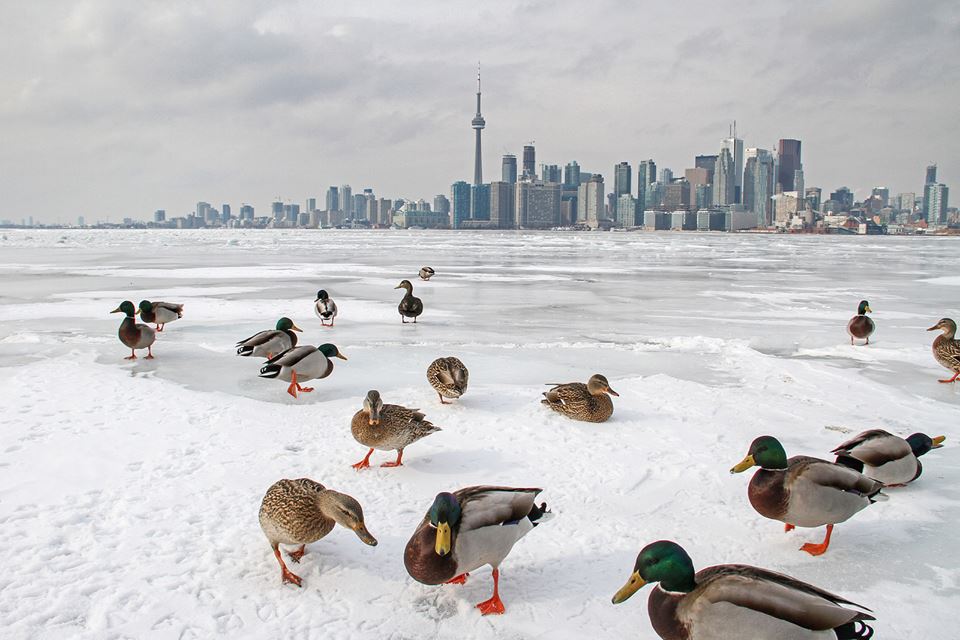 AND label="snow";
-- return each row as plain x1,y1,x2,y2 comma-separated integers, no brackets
0,229,958,639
